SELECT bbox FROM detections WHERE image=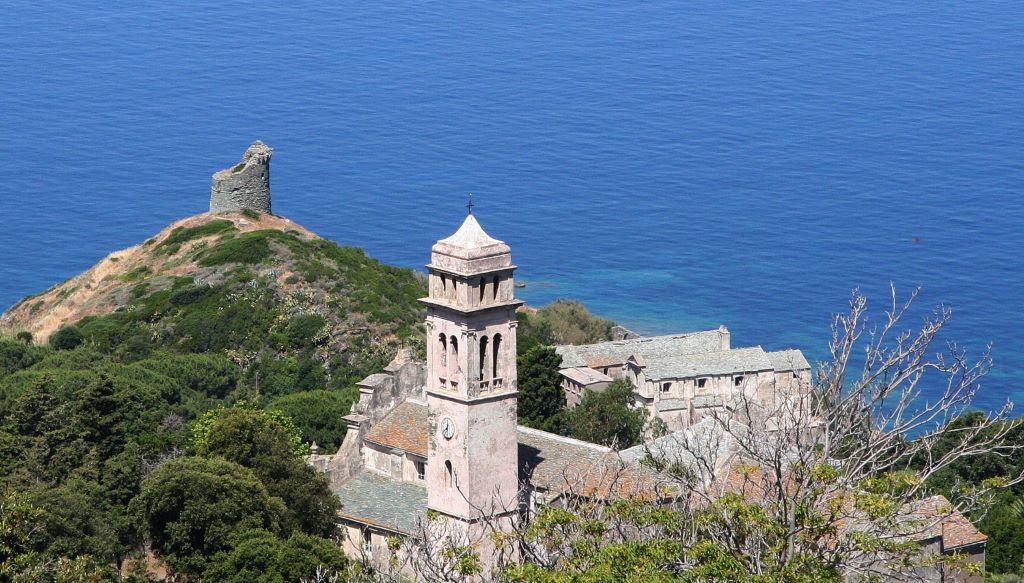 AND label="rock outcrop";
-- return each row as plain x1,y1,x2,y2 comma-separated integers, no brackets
210,141,273,214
